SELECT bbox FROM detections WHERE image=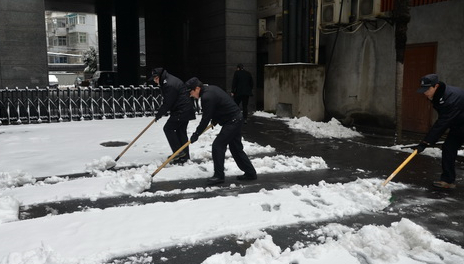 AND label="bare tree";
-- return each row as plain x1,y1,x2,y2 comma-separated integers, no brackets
393,0,411,143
